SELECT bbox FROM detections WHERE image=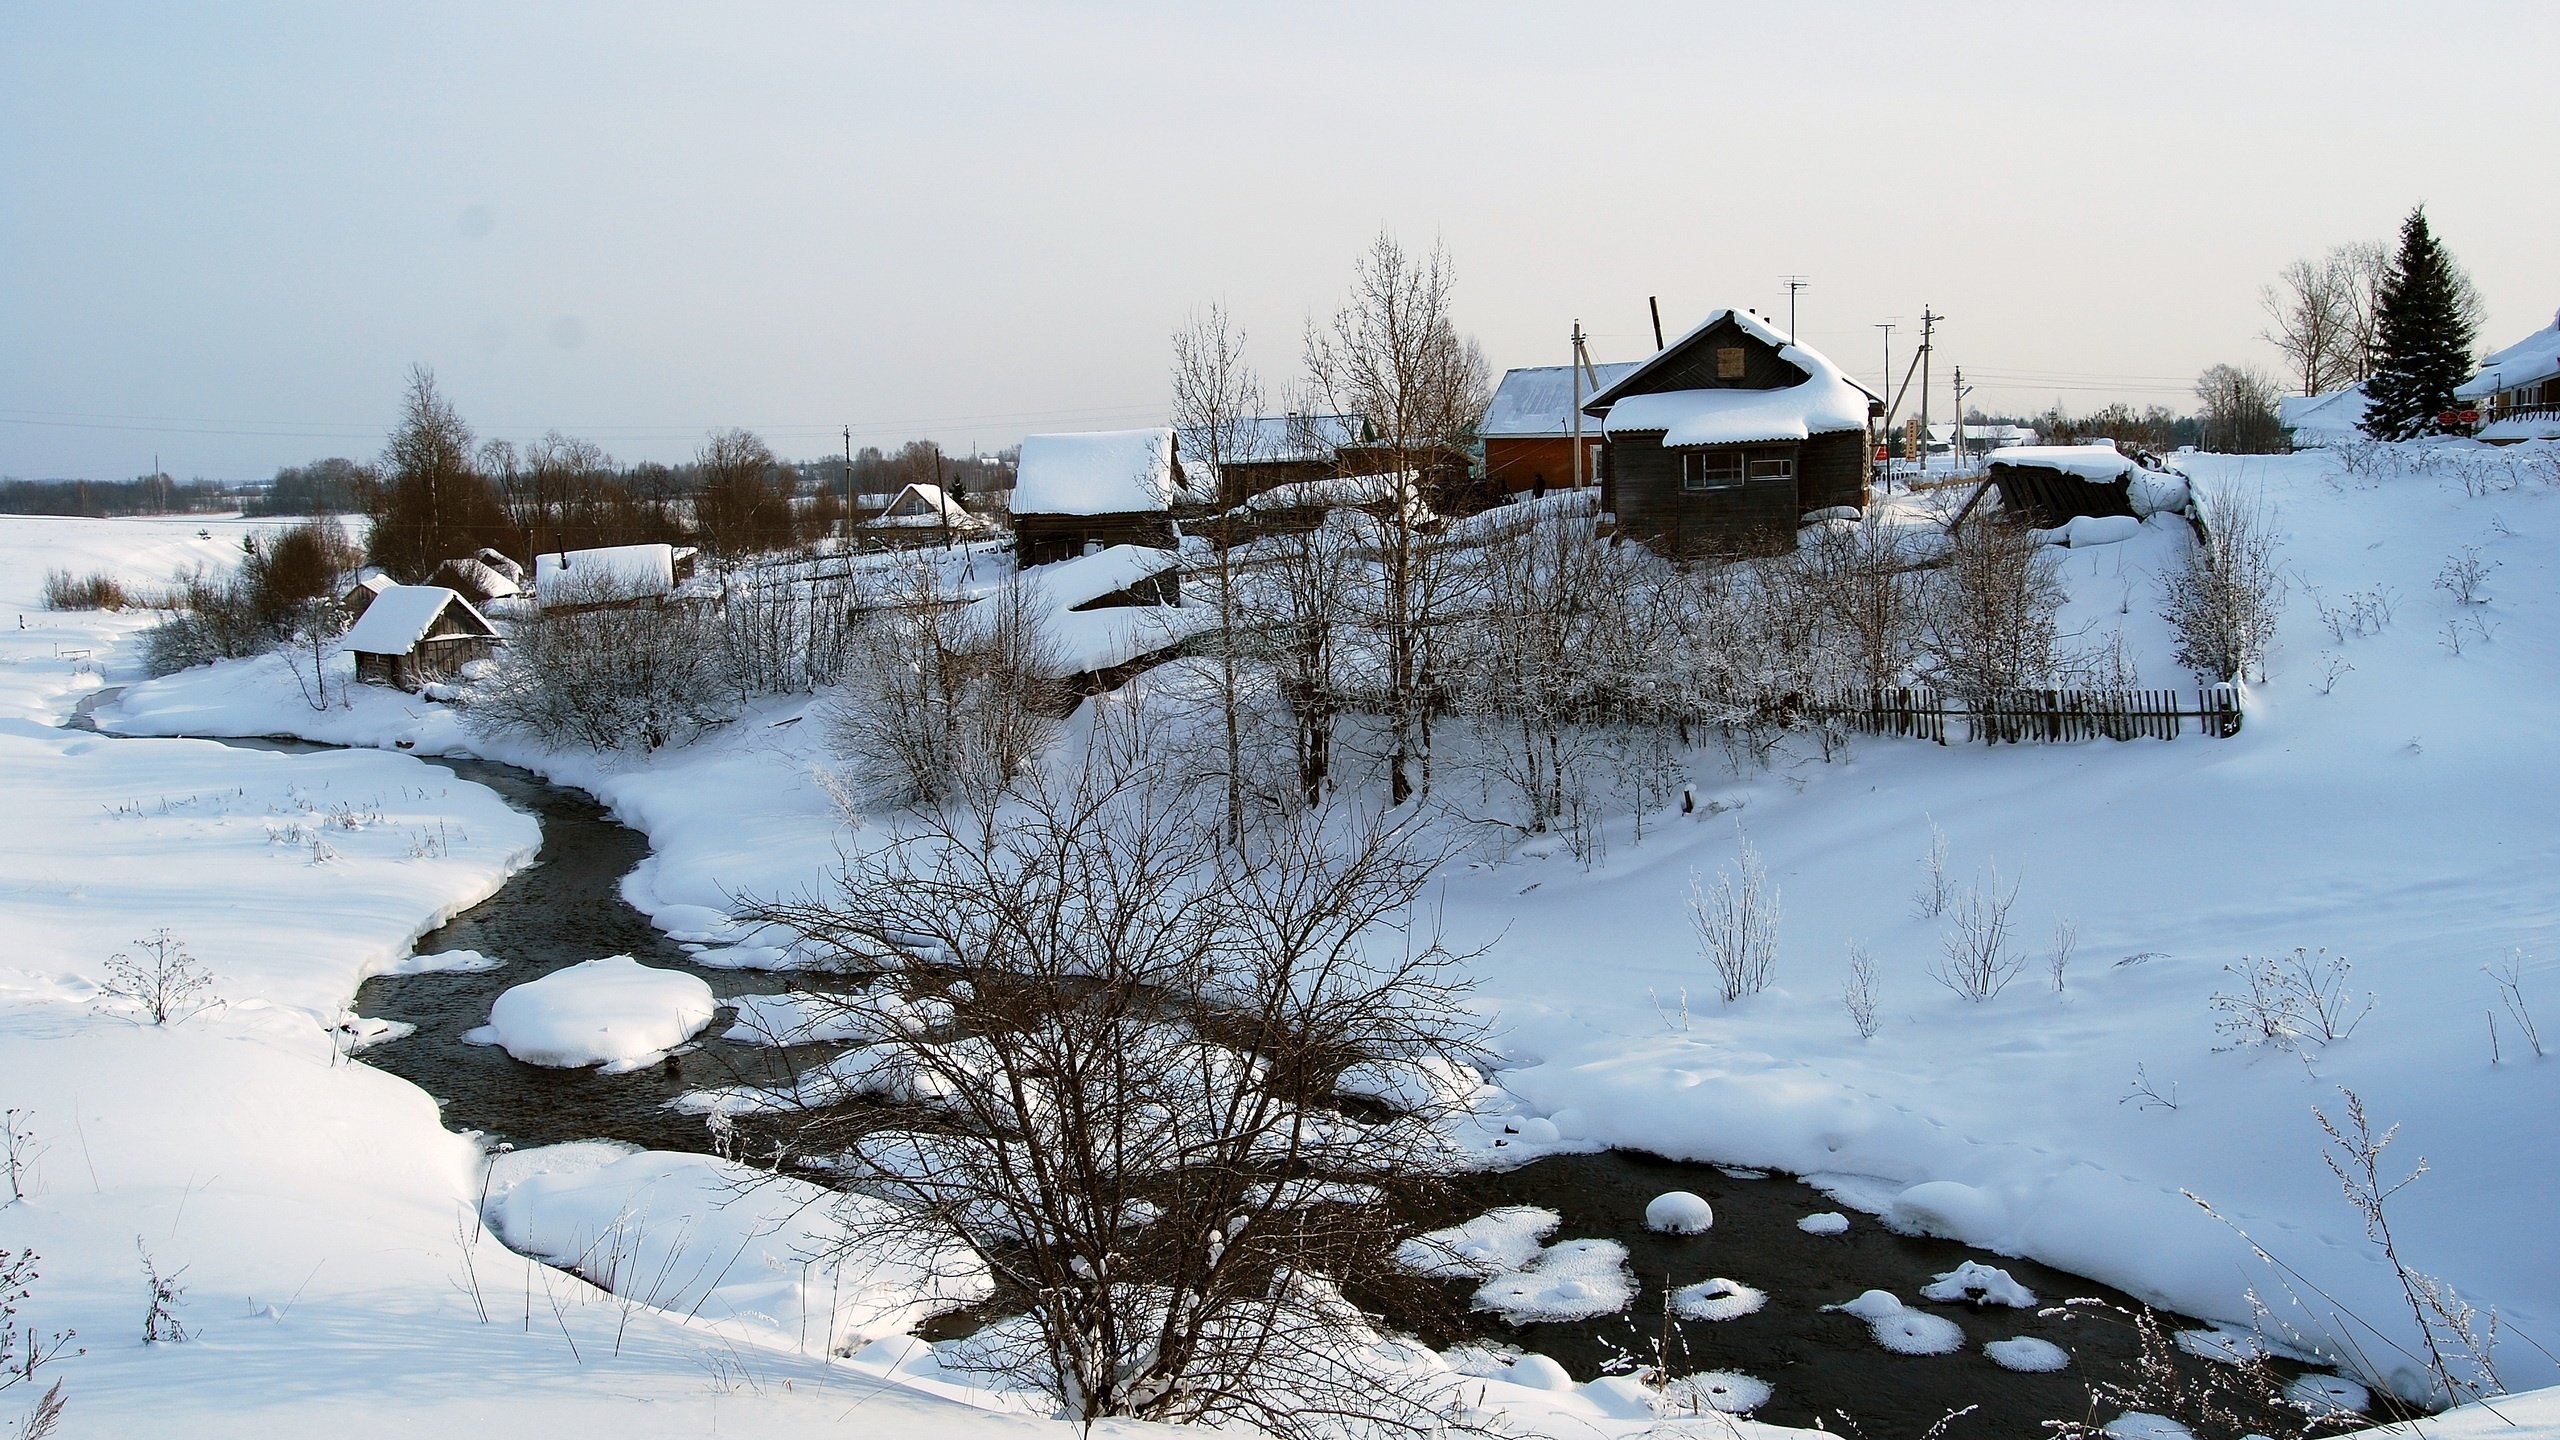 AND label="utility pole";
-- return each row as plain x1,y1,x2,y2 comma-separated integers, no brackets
841,425,853,547
1783,277,1809,342
1647,295,1664,350
1873,324,1894,489
1952,366,1977,473
1917,307,1941,476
